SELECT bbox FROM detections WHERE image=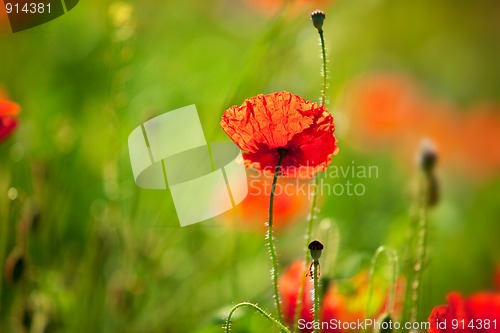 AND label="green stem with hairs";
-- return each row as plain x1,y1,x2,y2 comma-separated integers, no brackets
293,22,329,333
225,302,291,333
410,172,429,323
293,175,319,332
319,29,327,107
268,149,286,328
313,260,320,333
403,172,430,324
366,246,399,322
